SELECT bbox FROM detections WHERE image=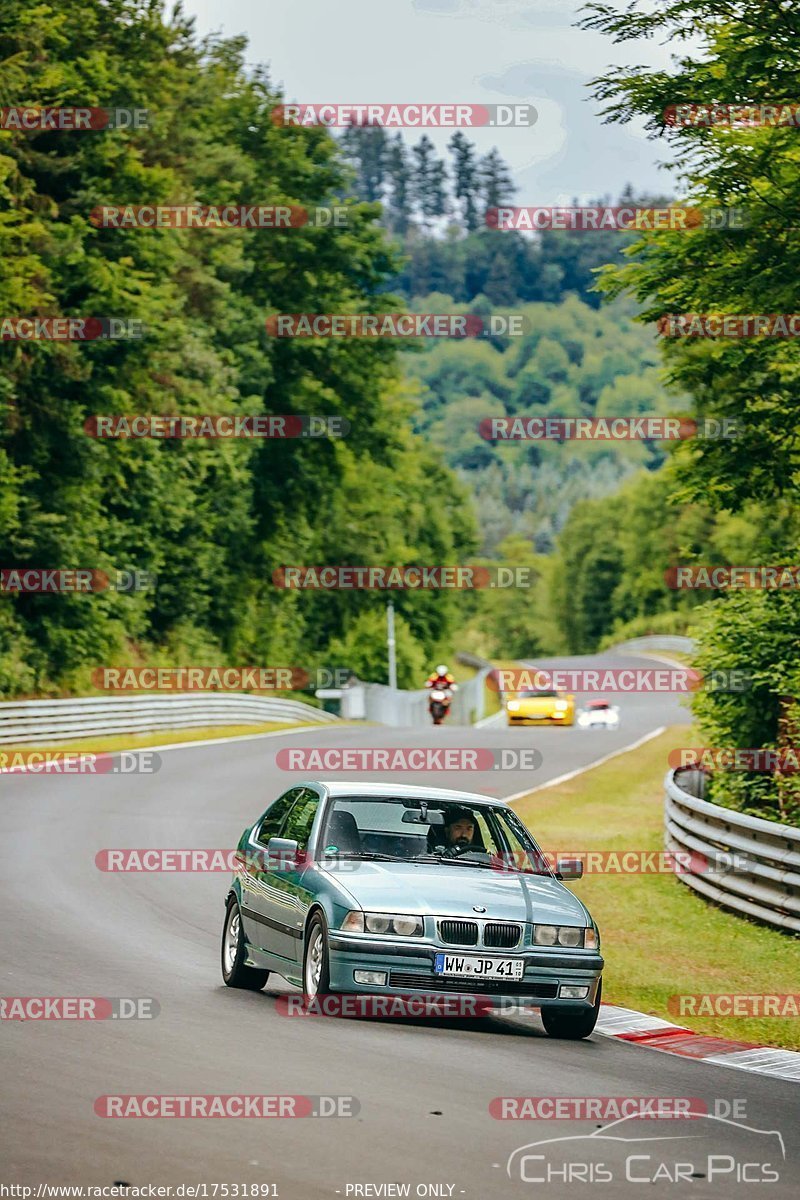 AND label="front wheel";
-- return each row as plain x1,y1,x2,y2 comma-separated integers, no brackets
541,979,602,1040
221,897,270,990
303,913,332,998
